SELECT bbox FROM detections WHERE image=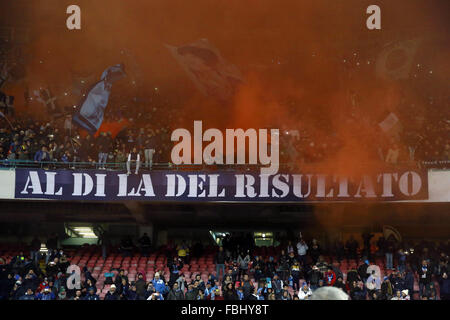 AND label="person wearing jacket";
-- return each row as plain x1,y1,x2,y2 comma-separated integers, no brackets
36,287,55,300
357,260,370,282
240,274,254,300
404,269,415,300
223,282,239,300
124,284,137,300
276,250,290,281
175,274,188,293
333,276,346,292
298,282,313,300
290,261,302,292
237,251,251,278
34,146,50,162
418,260,432,298
151,273,167,295
114,269,128,287
19,288,36,300
215,247,227,281
307,265,322,291
439,272,450,300
325,268,337,286
309,239,321,265
296,238,308,266
104,285,119,300
167,257,183,287
185,284,197,300
271,274,284,299
84,287,100,300
381,277,394,300
167,282,185,300
349,281,365,300
366,270,381,298
135,273,147,299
